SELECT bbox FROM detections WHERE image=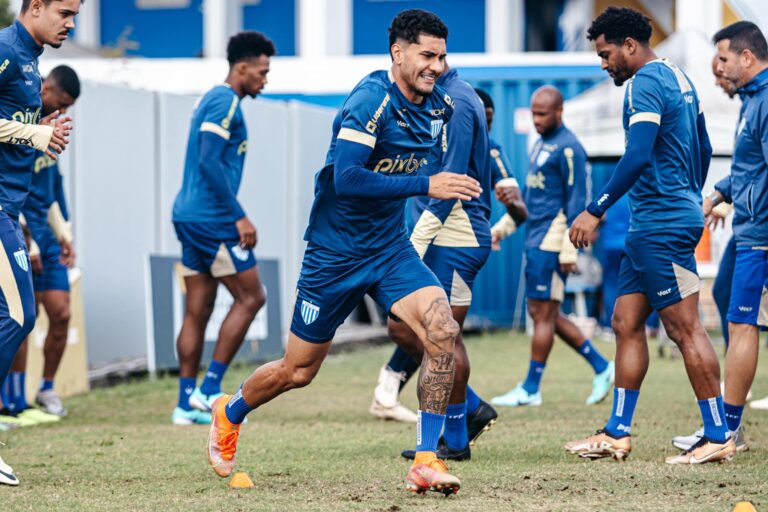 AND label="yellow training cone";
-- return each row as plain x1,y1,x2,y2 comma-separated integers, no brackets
733,502,757,512
229,472,255,489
